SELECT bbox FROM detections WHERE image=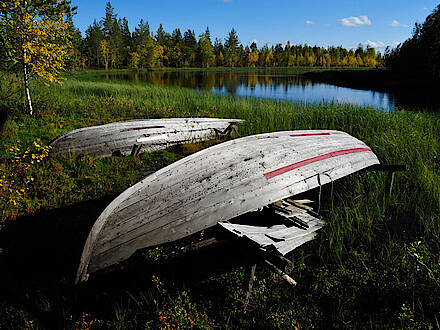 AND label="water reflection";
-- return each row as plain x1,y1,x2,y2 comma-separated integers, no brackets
98,71,436,111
